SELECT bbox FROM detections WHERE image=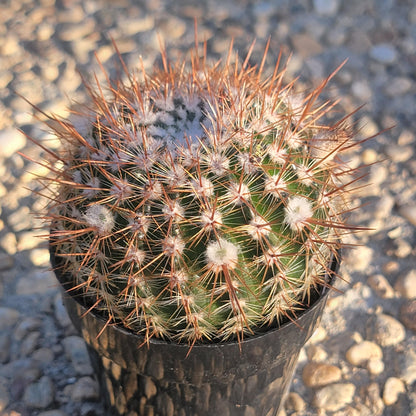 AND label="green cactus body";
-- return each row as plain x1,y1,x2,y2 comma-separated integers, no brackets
48,50,354,344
